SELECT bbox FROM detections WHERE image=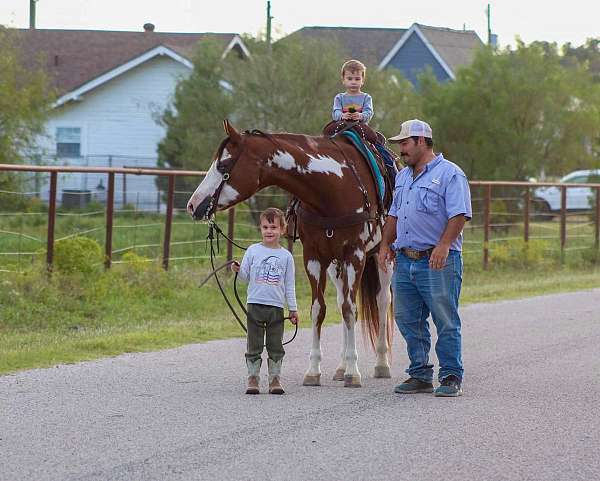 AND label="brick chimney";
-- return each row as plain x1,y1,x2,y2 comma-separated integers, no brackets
143,23,155,33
